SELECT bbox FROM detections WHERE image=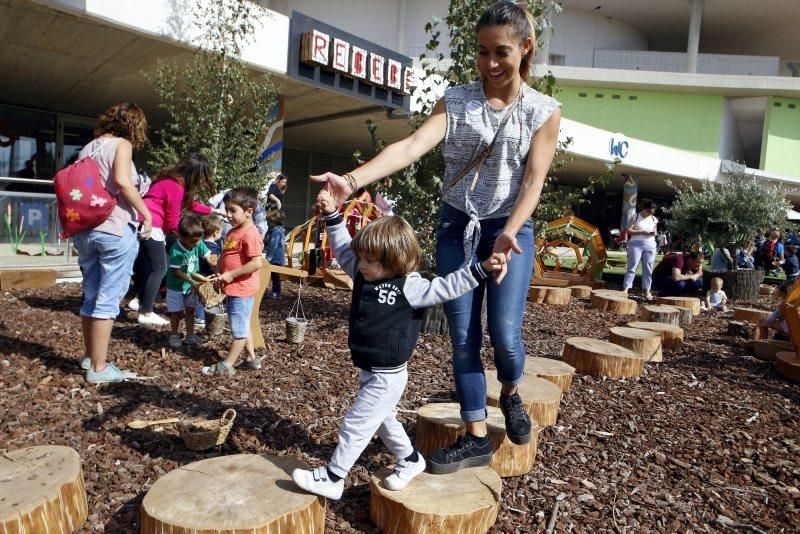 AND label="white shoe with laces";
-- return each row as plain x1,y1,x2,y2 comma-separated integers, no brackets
127,298,140,311
383,453,426,491
138,313,170,326
292,466,344,500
